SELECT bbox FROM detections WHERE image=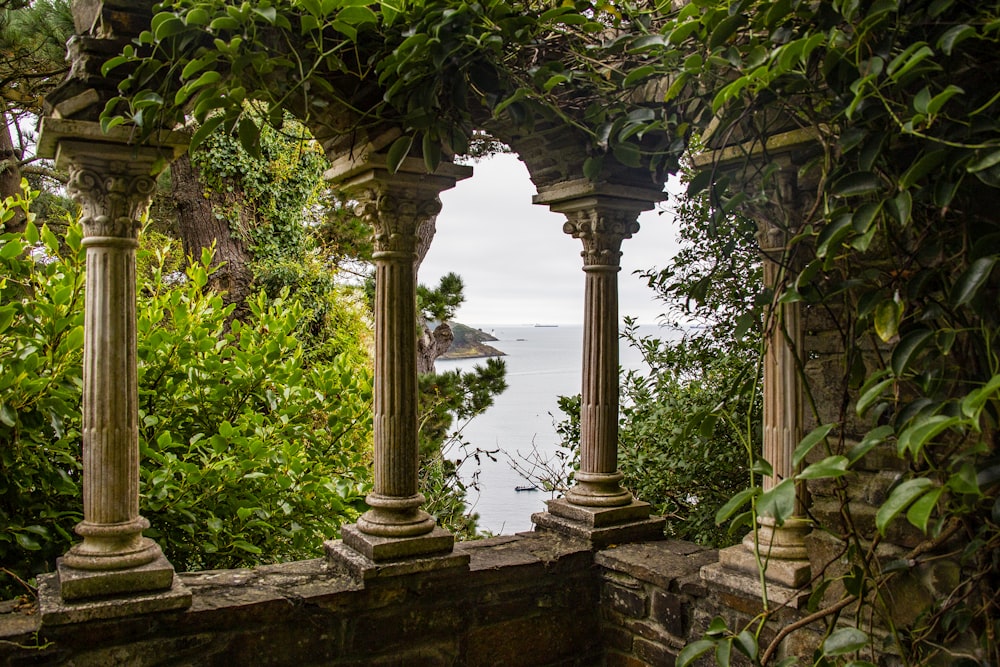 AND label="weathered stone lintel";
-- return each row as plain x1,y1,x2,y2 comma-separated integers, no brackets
532,178,665,210
36,117,189,162
38,567,191,626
